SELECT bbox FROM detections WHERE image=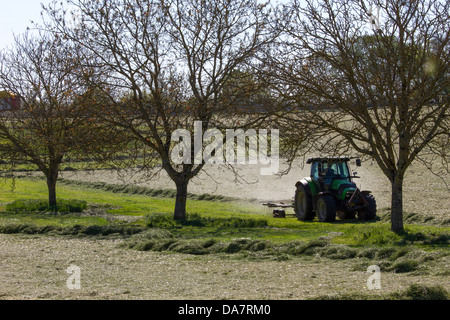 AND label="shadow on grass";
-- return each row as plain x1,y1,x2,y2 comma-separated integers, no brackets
145,212,268,229
6,199,87,213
